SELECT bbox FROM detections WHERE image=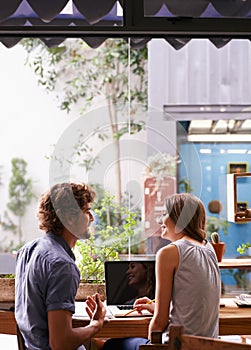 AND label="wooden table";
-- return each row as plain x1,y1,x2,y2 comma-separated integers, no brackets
1,299,251,337
73,315,151,338
2,259,251,339
0,310,16,335
219,298,251,335
73,298,251,337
